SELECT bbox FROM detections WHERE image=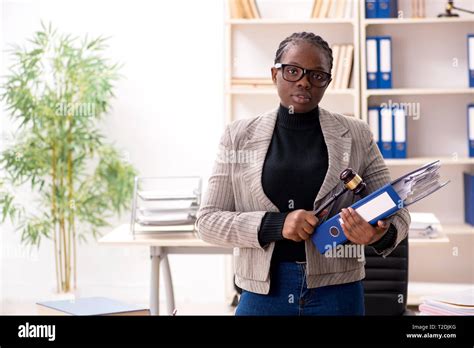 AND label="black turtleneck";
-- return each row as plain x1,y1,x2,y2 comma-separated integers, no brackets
258,104,398,263
259,104,328,262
